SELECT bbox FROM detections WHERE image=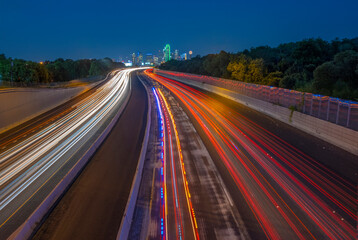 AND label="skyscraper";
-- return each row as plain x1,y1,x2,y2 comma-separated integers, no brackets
153,56,159,65
145,53,154,65
137,52,143,65
174,49,179,60
132,53,136,65
163,44,171,62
